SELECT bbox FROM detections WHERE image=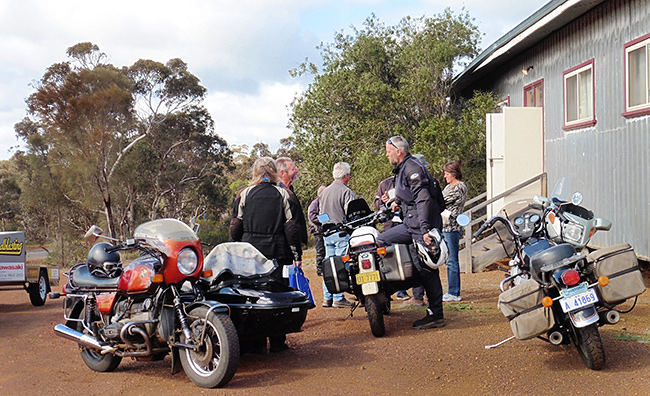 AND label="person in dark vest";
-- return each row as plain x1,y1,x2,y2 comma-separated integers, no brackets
230,156,302,352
